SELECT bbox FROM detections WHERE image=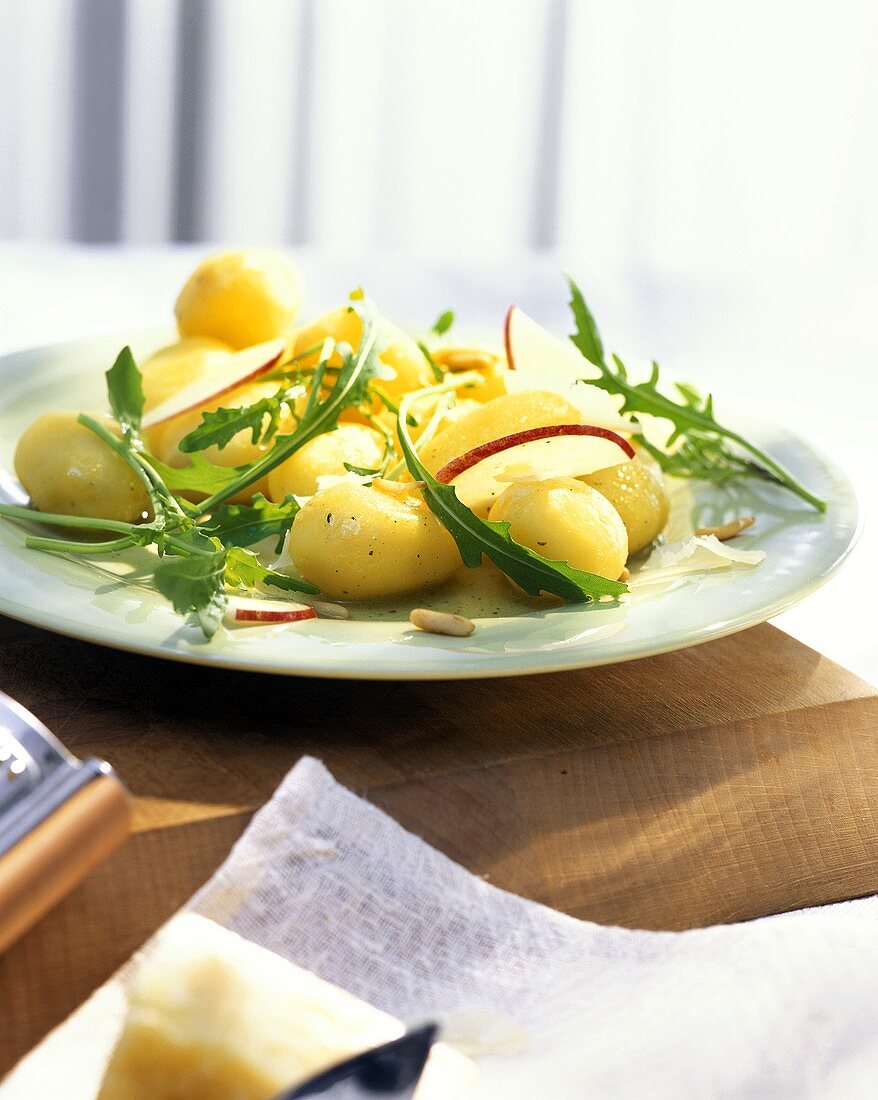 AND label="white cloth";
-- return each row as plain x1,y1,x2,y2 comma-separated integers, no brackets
8,755,878,1099
193,758,878,1099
